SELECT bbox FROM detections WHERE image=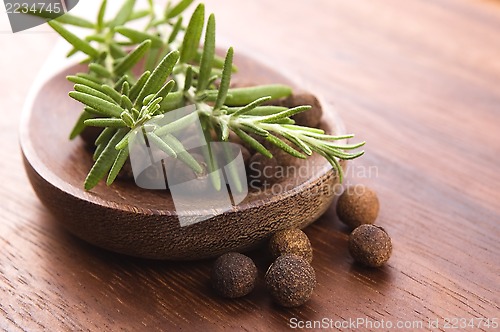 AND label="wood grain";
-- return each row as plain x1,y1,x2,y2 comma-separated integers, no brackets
1,0,499,330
